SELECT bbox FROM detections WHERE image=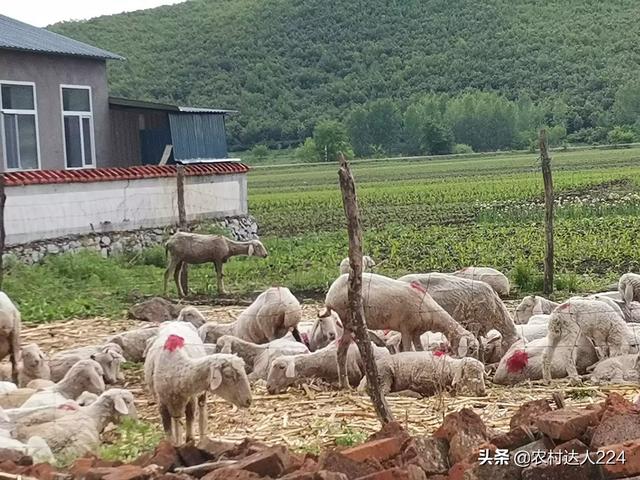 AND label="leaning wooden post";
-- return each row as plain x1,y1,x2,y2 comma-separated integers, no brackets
0,174,5,290
337,152,395,424
176,164,188,294
540,129,554,295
